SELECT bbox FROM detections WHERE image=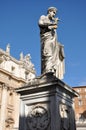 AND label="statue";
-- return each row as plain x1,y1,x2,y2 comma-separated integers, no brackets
38,7,65,79
20,52,24,61
23,54,35,70
6,44,10,55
